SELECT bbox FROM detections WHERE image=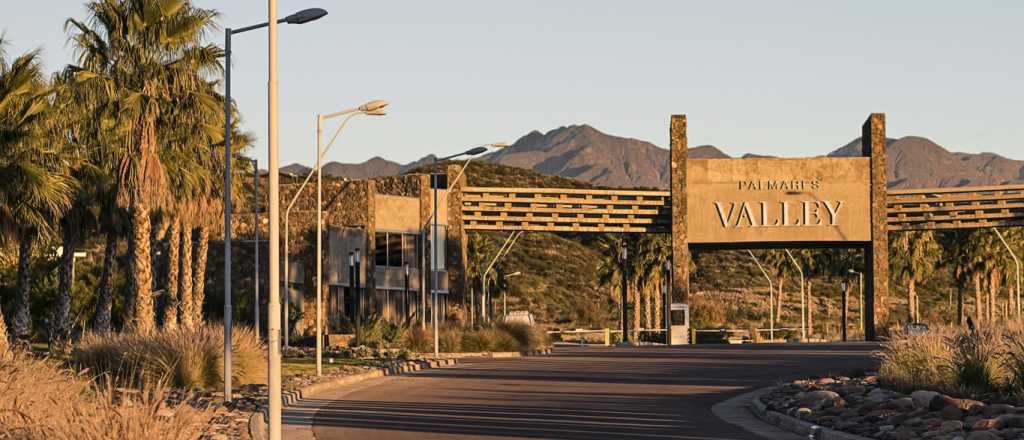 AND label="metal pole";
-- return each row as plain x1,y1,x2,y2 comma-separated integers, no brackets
283,220,289,349
266,0,282,436
993,228,1021,318
784,250,805,341
222,28,234,403
748,250,774,343
420,231,427,330
841,280,848,342
254,159,260,339
432,163,440,357
663,260,671,345
315,115,323,377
